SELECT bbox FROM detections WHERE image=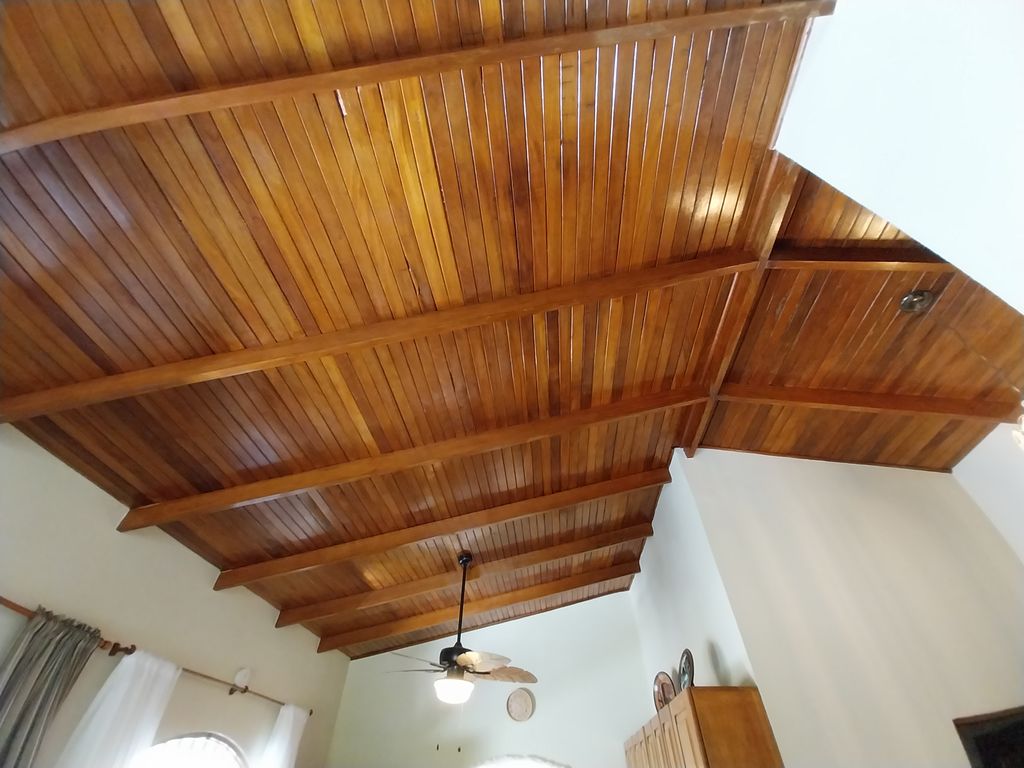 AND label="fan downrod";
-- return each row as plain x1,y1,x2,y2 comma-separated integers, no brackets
438,552,475,669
